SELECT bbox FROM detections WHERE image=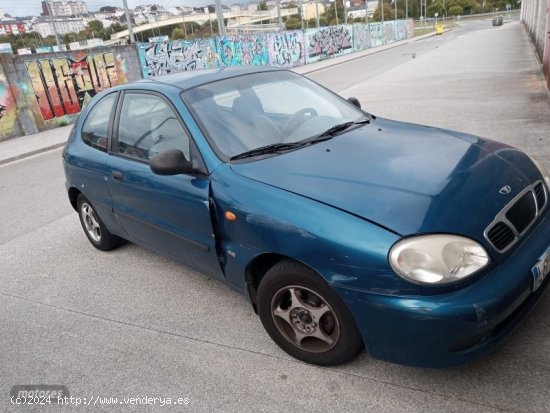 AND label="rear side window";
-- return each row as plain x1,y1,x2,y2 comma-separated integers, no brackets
81,93,117,152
